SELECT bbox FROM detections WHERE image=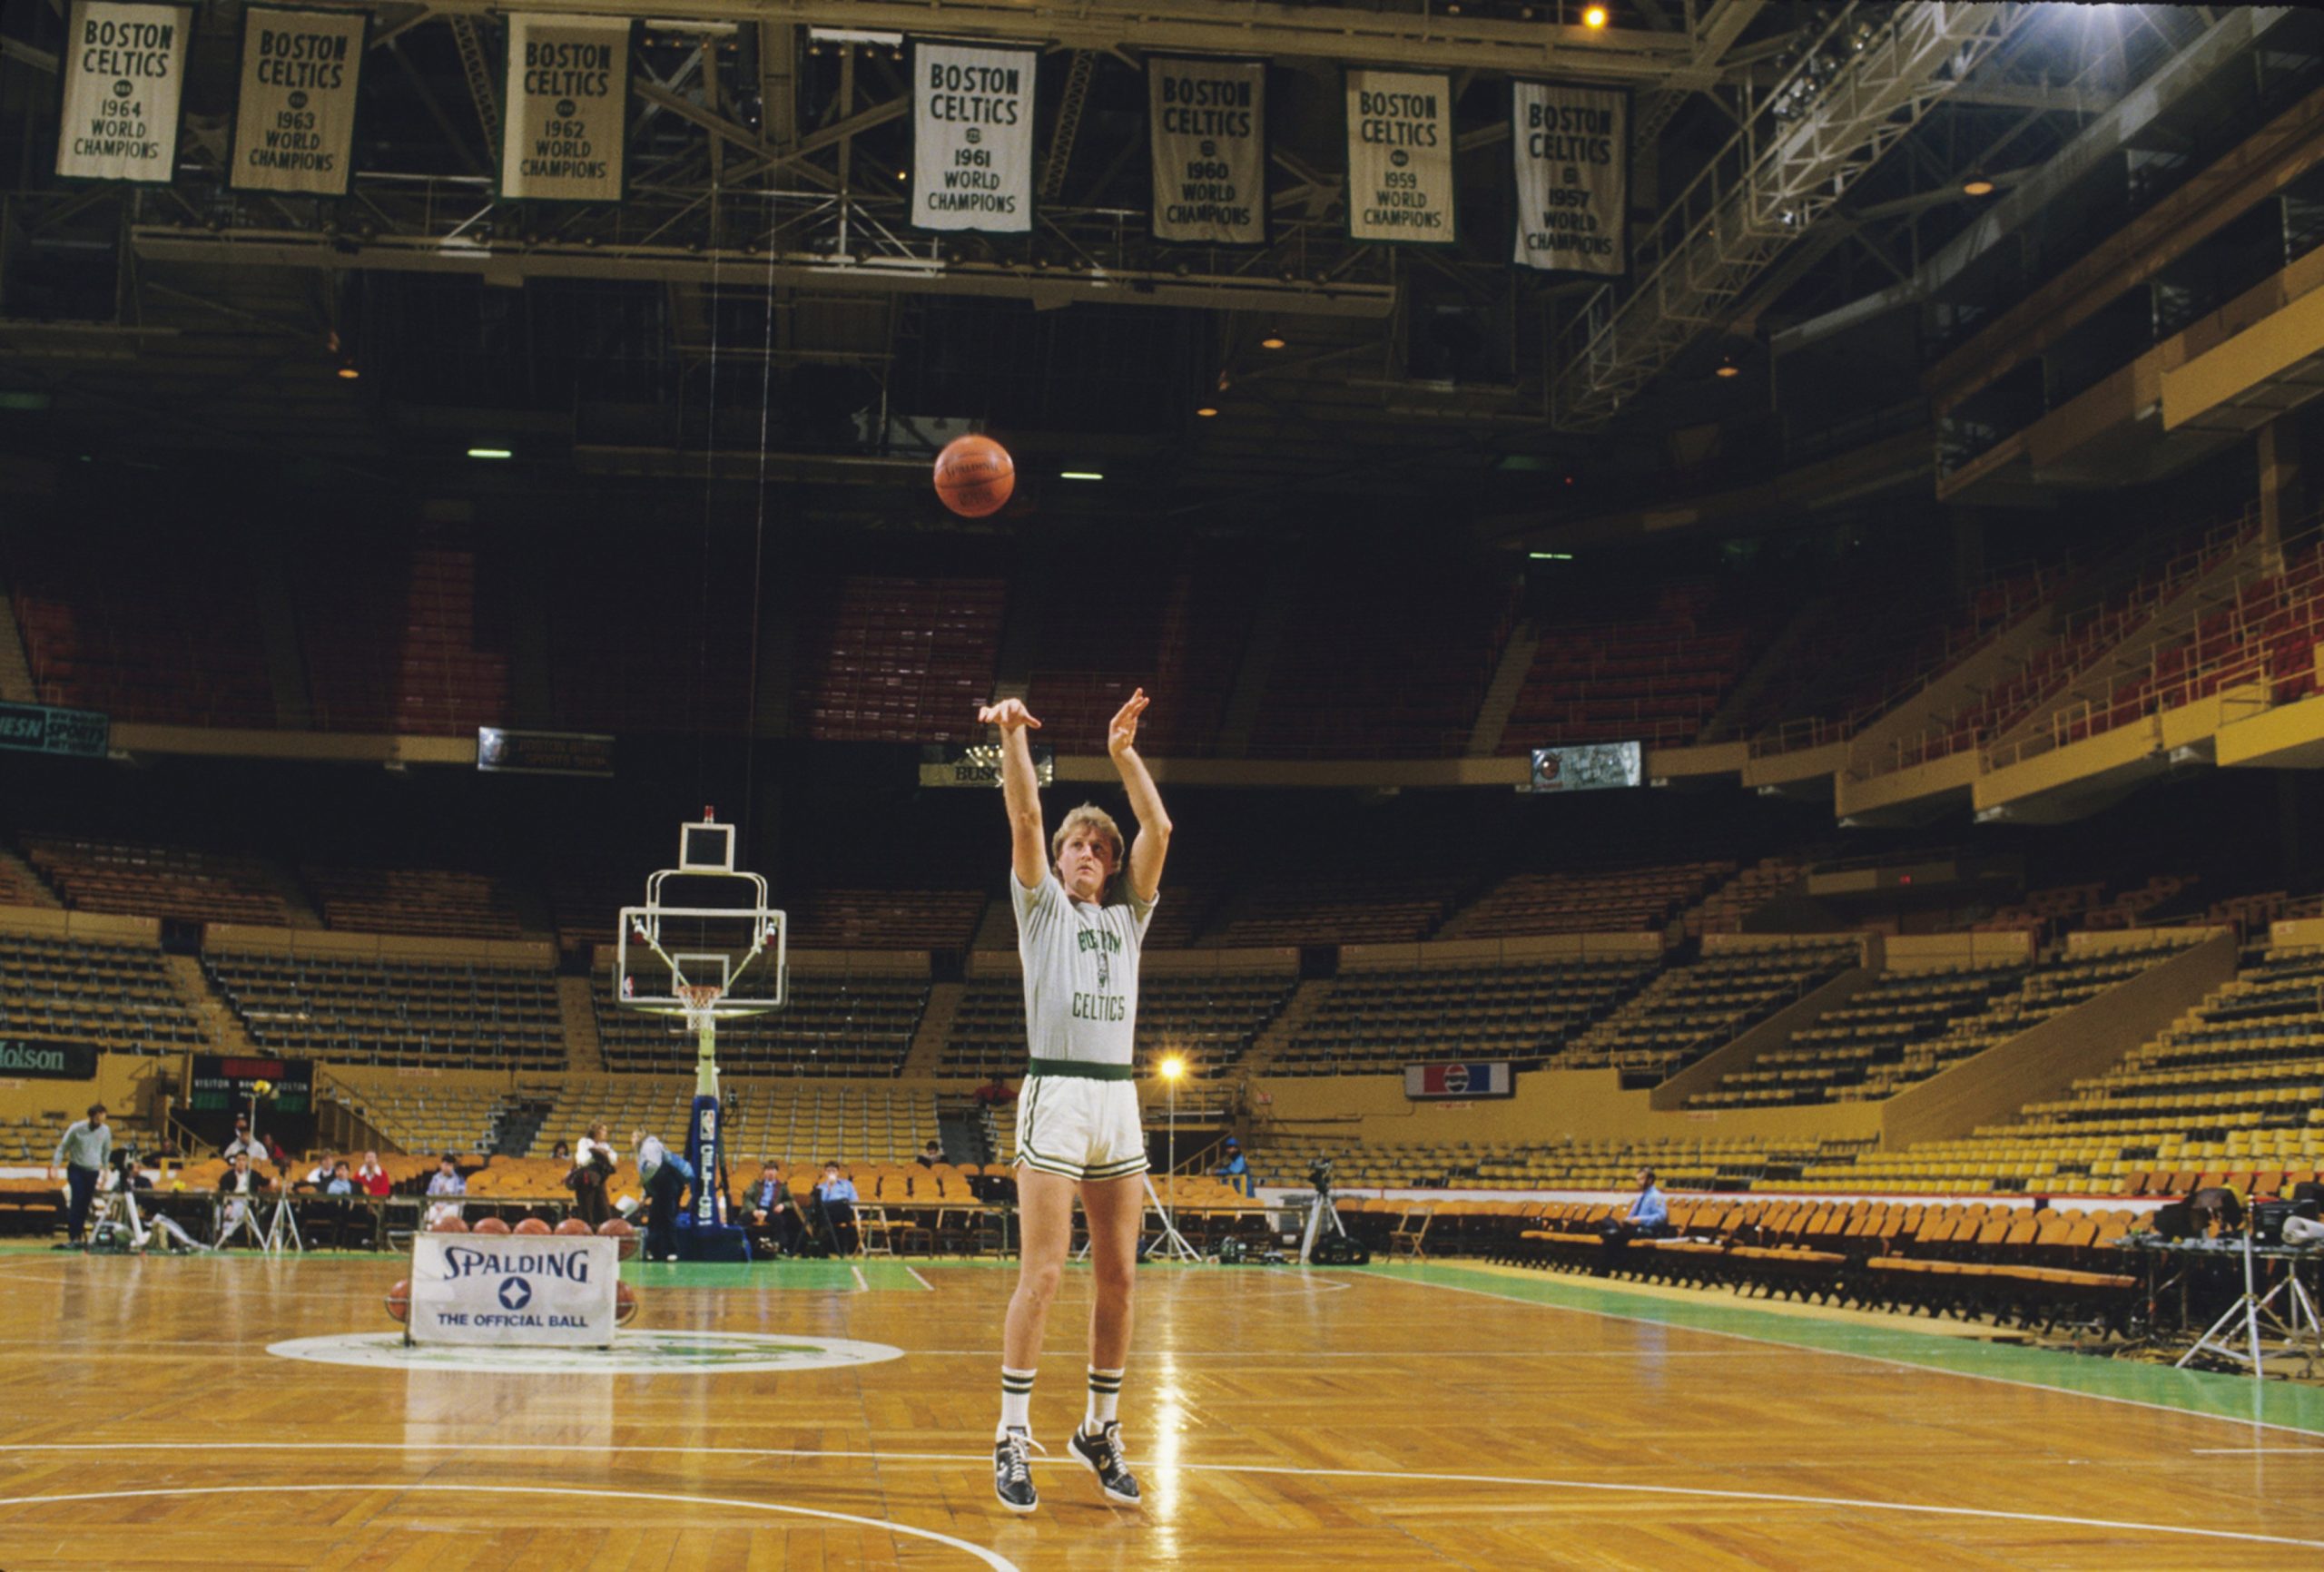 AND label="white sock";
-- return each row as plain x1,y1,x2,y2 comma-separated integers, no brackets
1084,1366,1123,1432
999,1367,1035,1437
